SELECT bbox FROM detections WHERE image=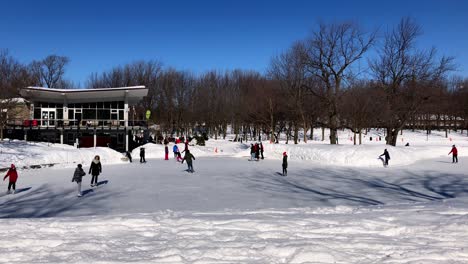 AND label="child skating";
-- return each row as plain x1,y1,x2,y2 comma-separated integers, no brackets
72,164,86,197
3,164,18,194
182,150,196,173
